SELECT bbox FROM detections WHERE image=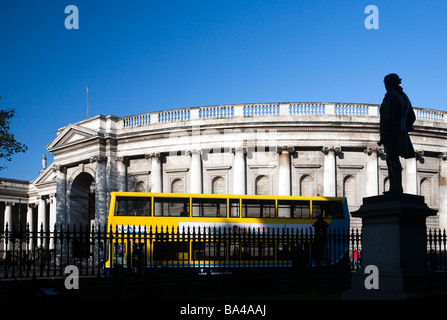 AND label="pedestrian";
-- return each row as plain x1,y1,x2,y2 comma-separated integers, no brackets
352,249,358,270
357,249,362,269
